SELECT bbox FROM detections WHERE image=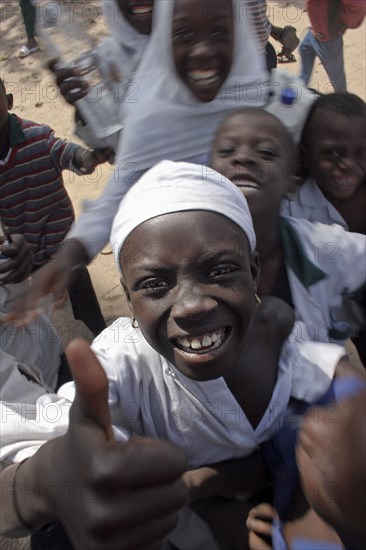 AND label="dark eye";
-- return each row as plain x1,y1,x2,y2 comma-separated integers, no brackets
217,146,236,157
138,278,169,290
173,28,194,43
257,148,279,160
324,149,341,161
211,26,230,39
208,264,237,278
